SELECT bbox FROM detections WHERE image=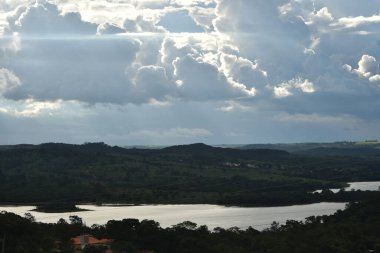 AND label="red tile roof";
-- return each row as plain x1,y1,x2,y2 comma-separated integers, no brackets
71,234,113,247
